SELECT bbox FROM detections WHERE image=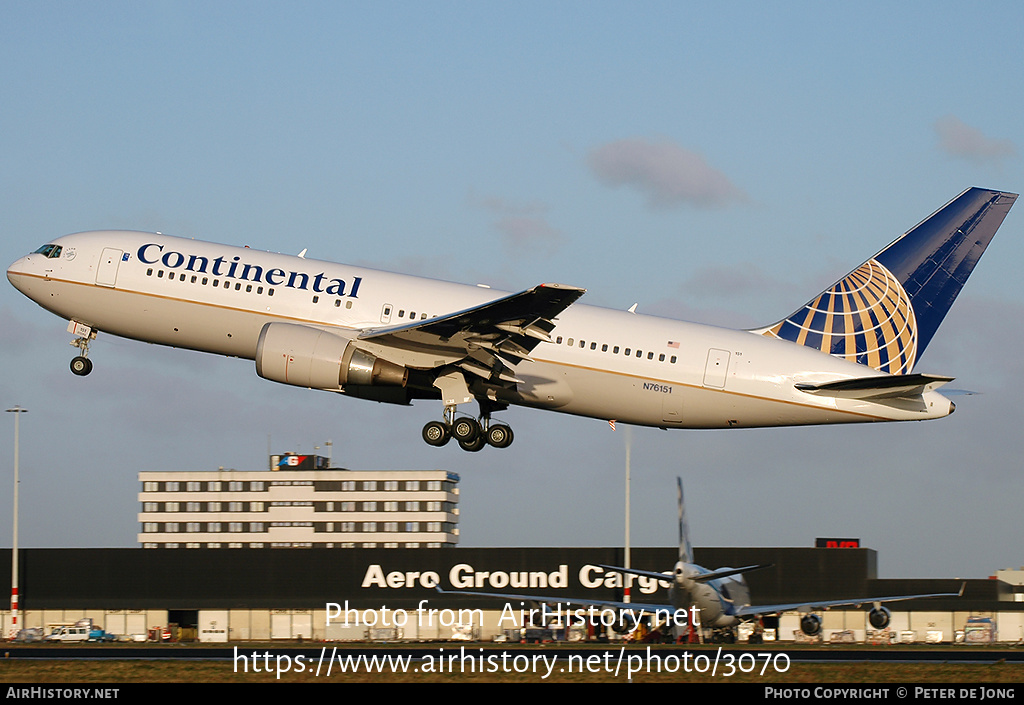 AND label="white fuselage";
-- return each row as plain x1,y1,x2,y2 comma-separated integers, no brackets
7,231,955,428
